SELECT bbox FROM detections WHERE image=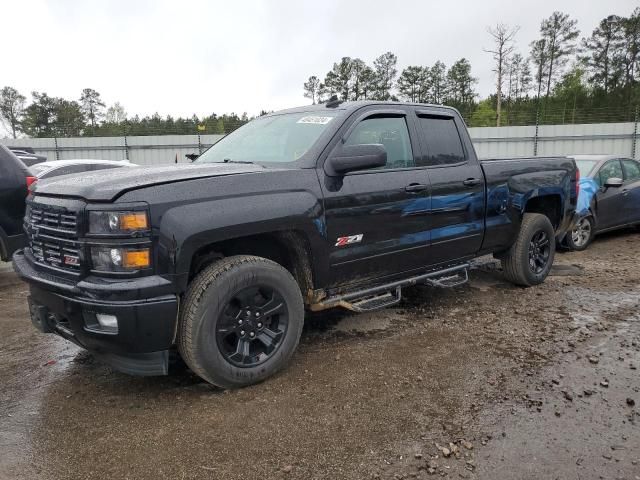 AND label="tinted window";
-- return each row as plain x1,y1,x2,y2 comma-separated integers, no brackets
344,116,414,169
91,164,122,172
622,159,640,181
42,164,90,179
418,117,466,166
597,160,623,186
